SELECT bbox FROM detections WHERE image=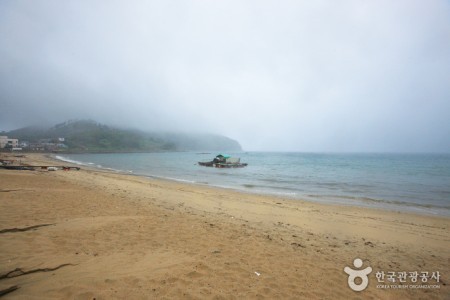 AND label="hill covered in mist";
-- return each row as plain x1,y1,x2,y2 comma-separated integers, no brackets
4,120,242,153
